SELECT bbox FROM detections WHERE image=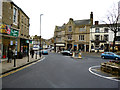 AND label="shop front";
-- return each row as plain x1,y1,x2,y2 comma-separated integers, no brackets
20,38,29,57
0,24,19,59
54,43,66,52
